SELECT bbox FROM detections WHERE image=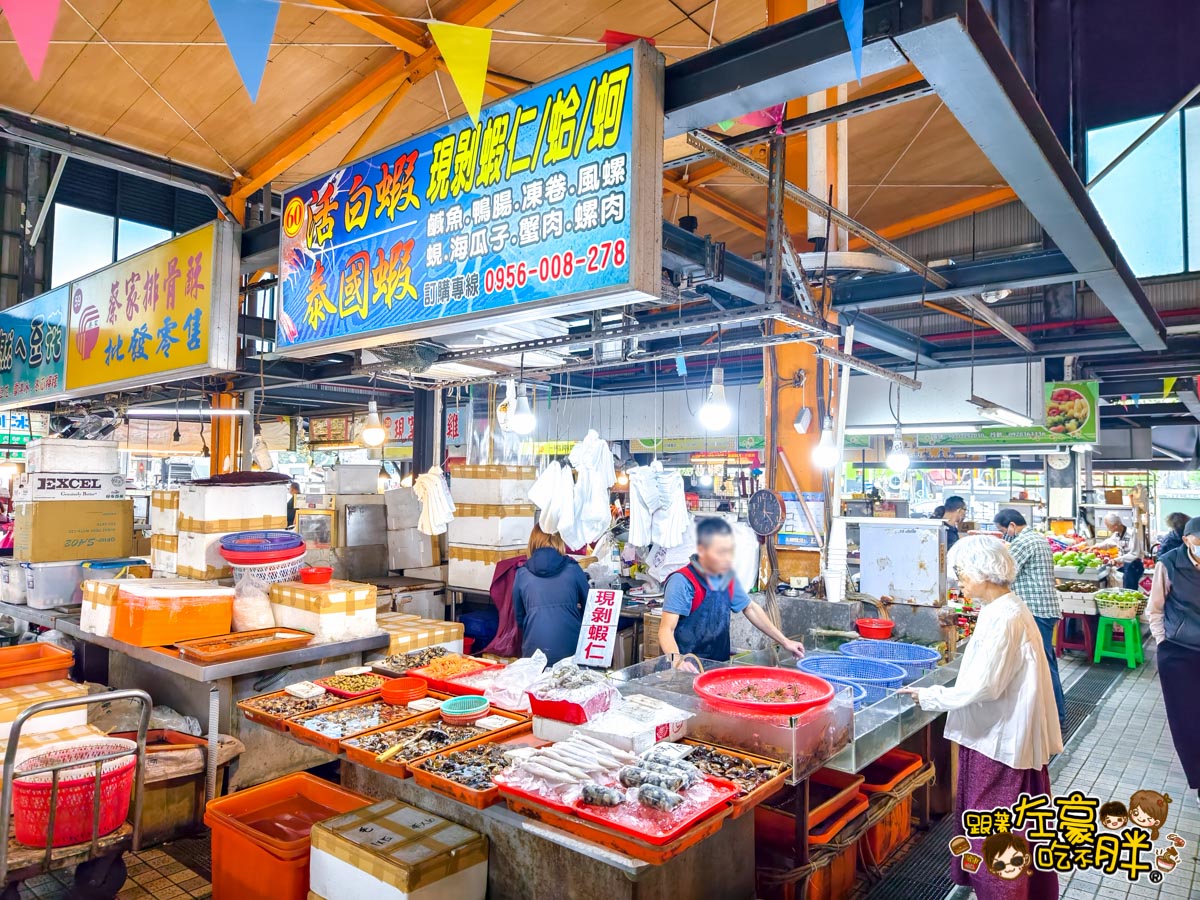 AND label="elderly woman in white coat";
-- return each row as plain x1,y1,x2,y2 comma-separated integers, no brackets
899,535,1062,900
